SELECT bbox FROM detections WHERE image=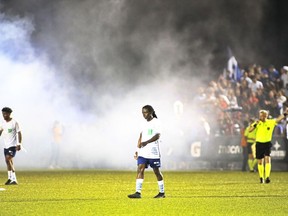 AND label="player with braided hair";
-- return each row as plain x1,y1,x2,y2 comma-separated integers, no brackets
128,105,165,198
